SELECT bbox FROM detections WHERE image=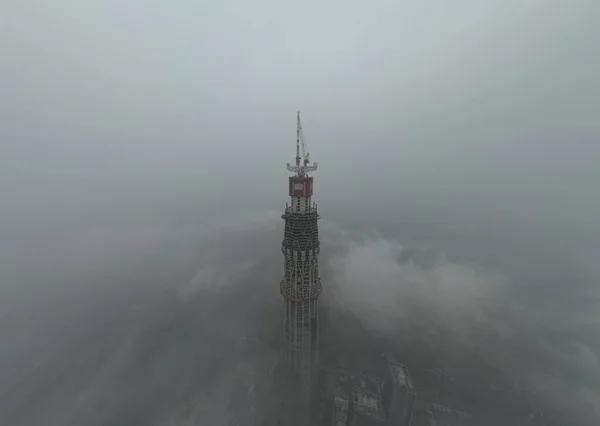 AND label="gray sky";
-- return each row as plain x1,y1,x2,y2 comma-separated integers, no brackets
2,1,599,244
1,1,600,424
